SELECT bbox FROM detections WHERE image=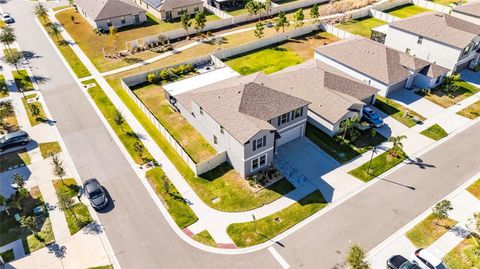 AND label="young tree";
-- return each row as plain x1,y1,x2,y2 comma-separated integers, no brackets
263,0,272,18
347,244,370,269
68,0,75,7
254,22,264,39
133,141,145,161
113,110,125,132
0,27,16,53
0,100,14,128
30,103,41,120
293,8,304,28
57,191,84,226
245,0,262,19
441,74,461,93
388,135,407,157
193,12,206,36
4,50,23,72
340,116,358,141
48,22,63,42
51,154,67,185
107,26,119,53
12,173,26,189
180,13,192,36
35,3,48,23
19,216,38,237
432,200,453,226
310,3,320,22
274,11,289,32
